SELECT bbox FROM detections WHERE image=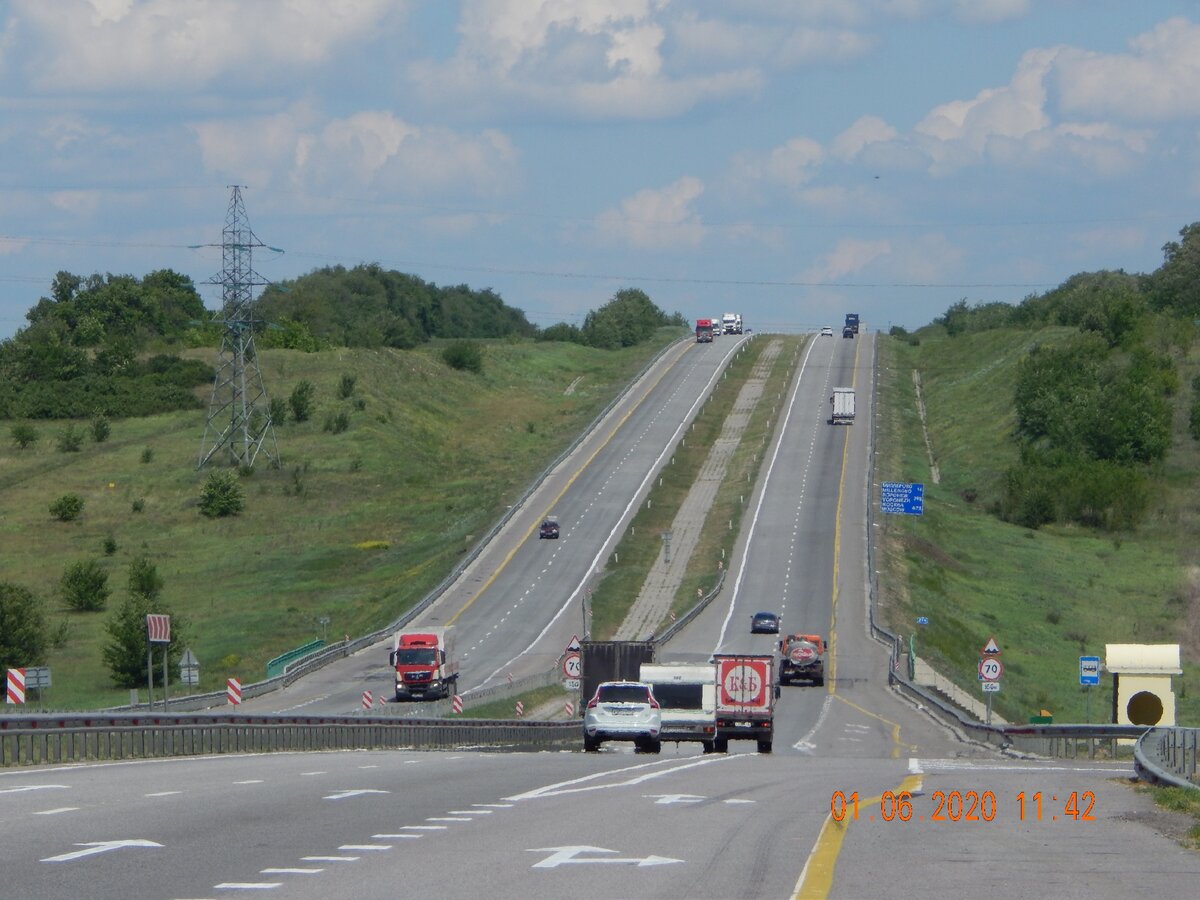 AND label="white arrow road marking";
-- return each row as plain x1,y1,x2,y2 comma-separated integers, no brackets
323,789,390,800
529,846,683,868
0,784,68,795
644,794,705,805
506,755,736,801
42,839,163,863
